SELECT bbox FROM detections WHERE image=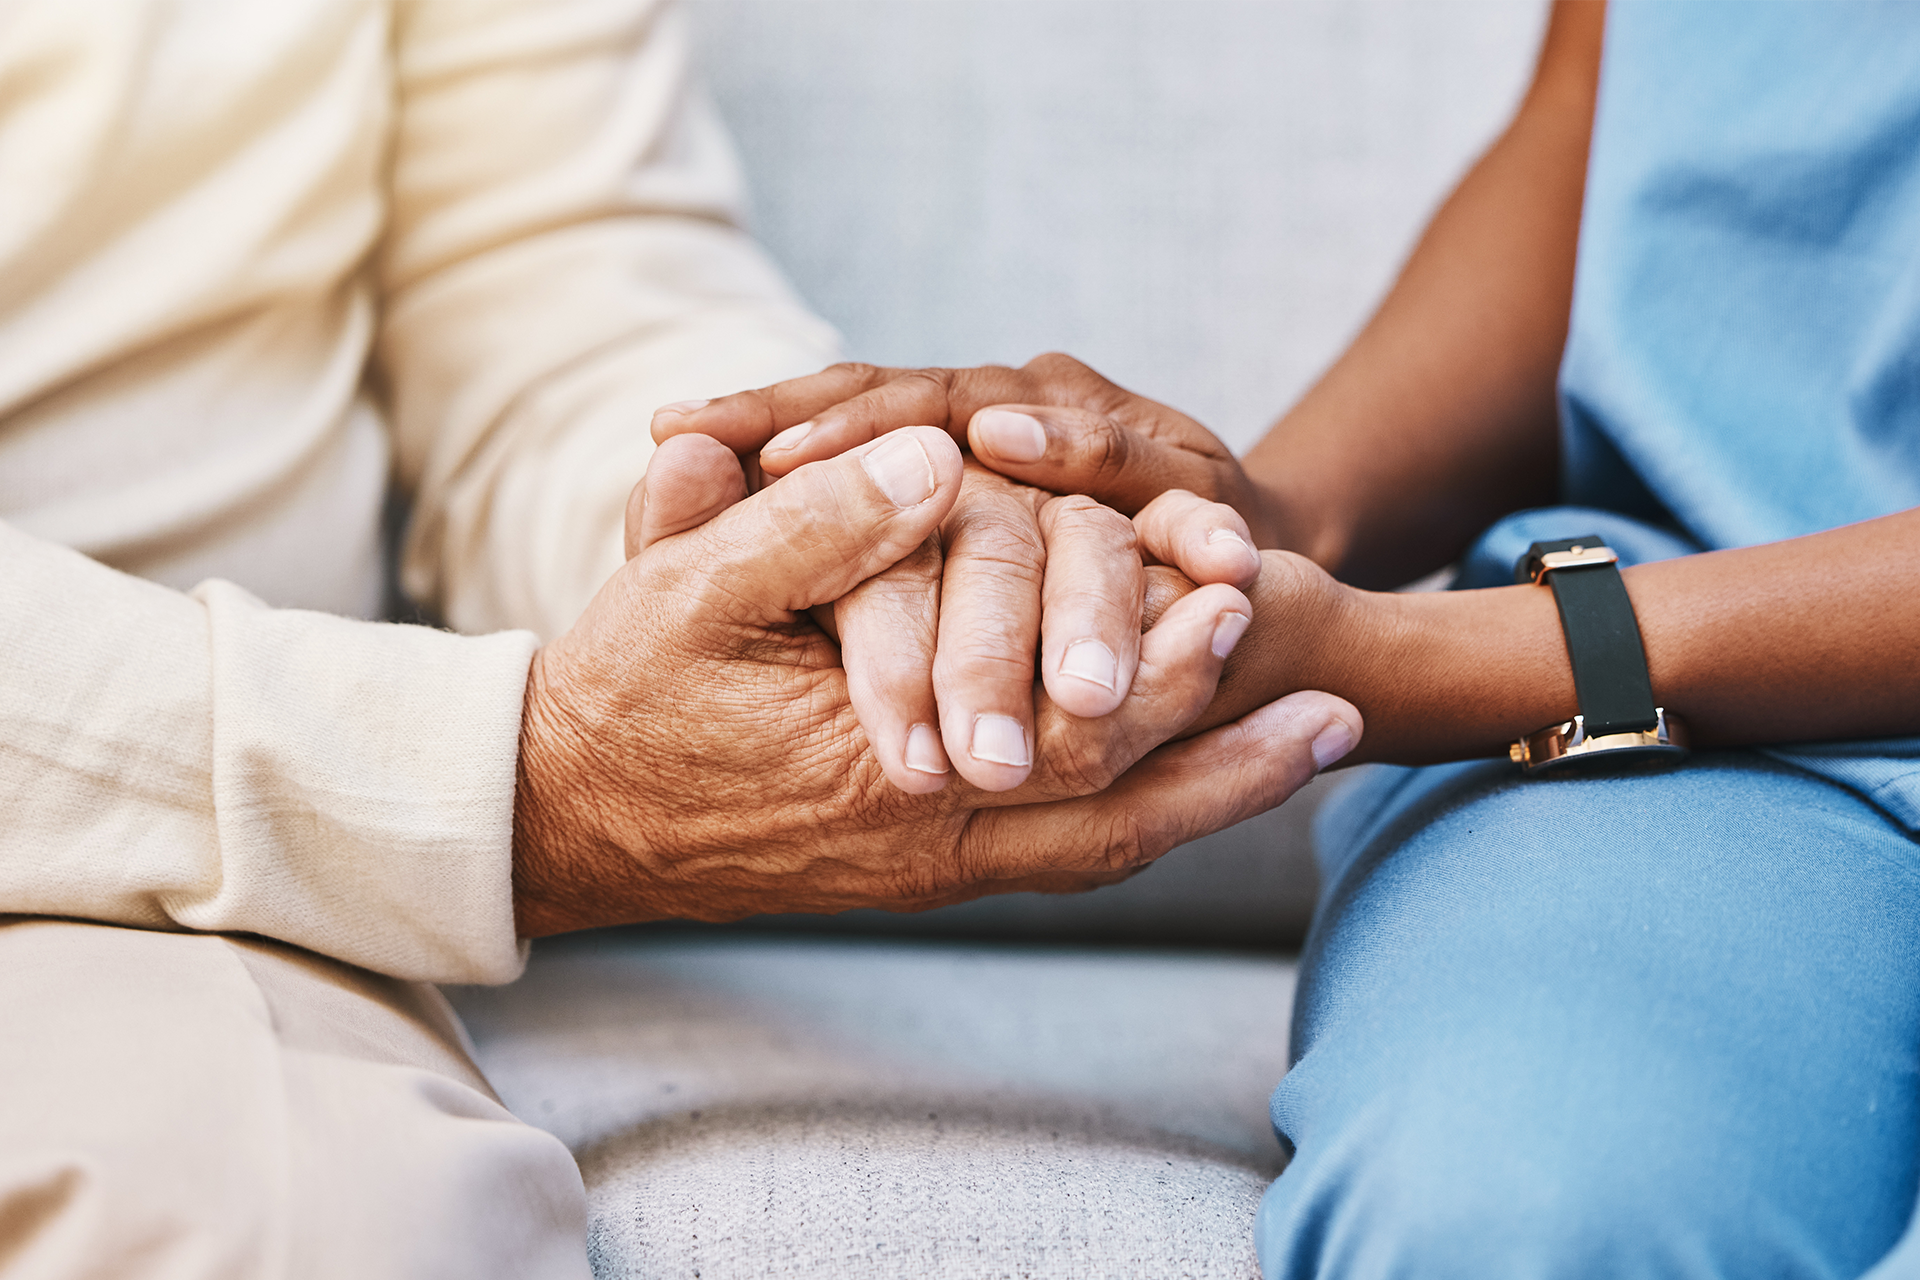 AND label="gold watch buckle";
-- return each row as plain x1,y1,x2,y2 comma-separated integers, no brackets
1527,543,1619,585
1509,707,1689,775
